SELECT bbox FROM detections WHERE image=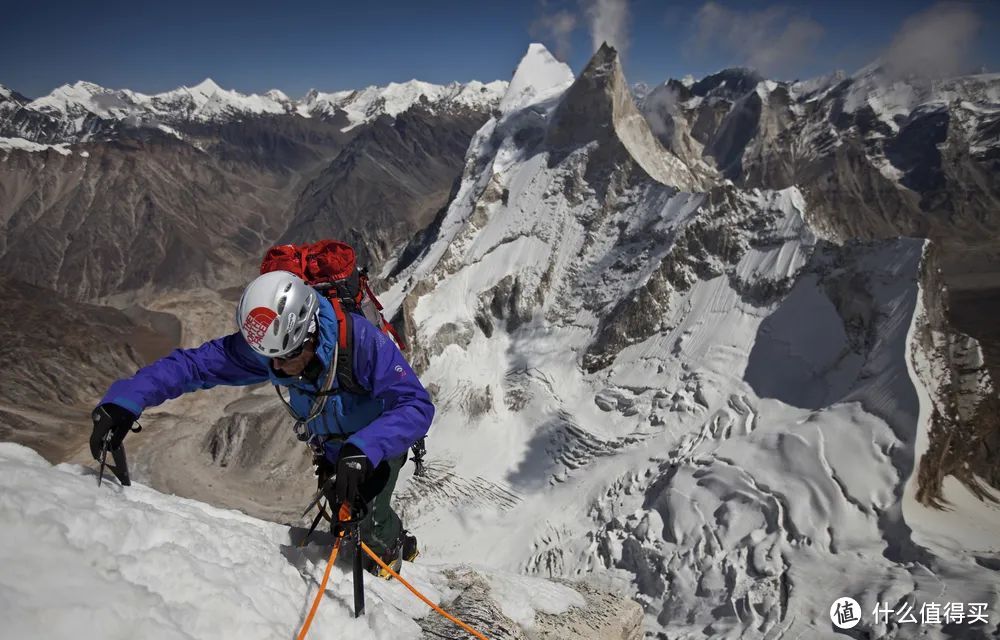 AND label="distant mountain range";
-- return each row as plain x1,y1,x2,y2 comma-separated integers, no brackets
0,77,507,144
